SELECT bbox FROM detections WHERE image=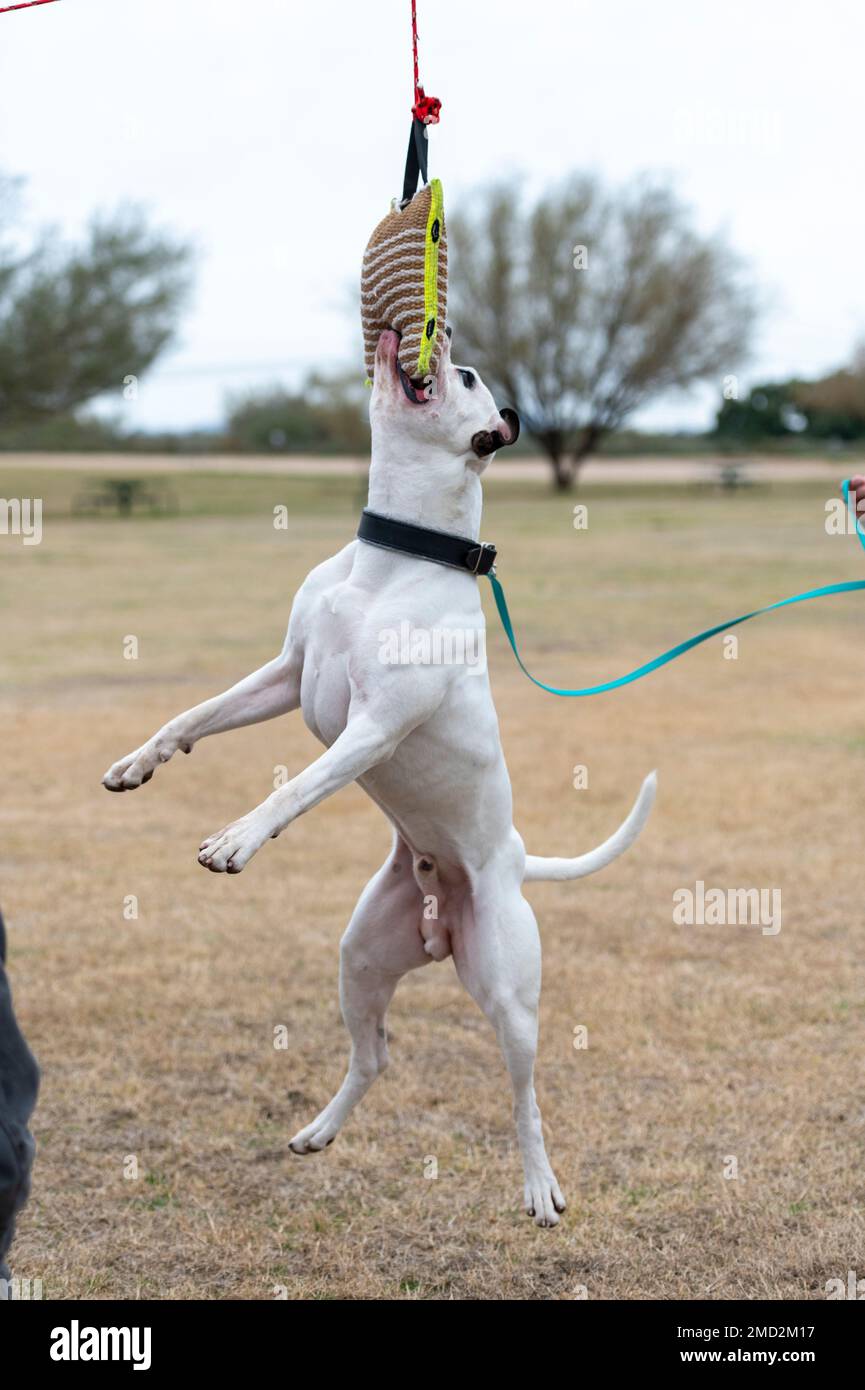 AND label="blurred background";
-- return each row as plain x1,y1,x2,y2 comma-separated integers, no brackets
3,0,865,1303
1,0,864,479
